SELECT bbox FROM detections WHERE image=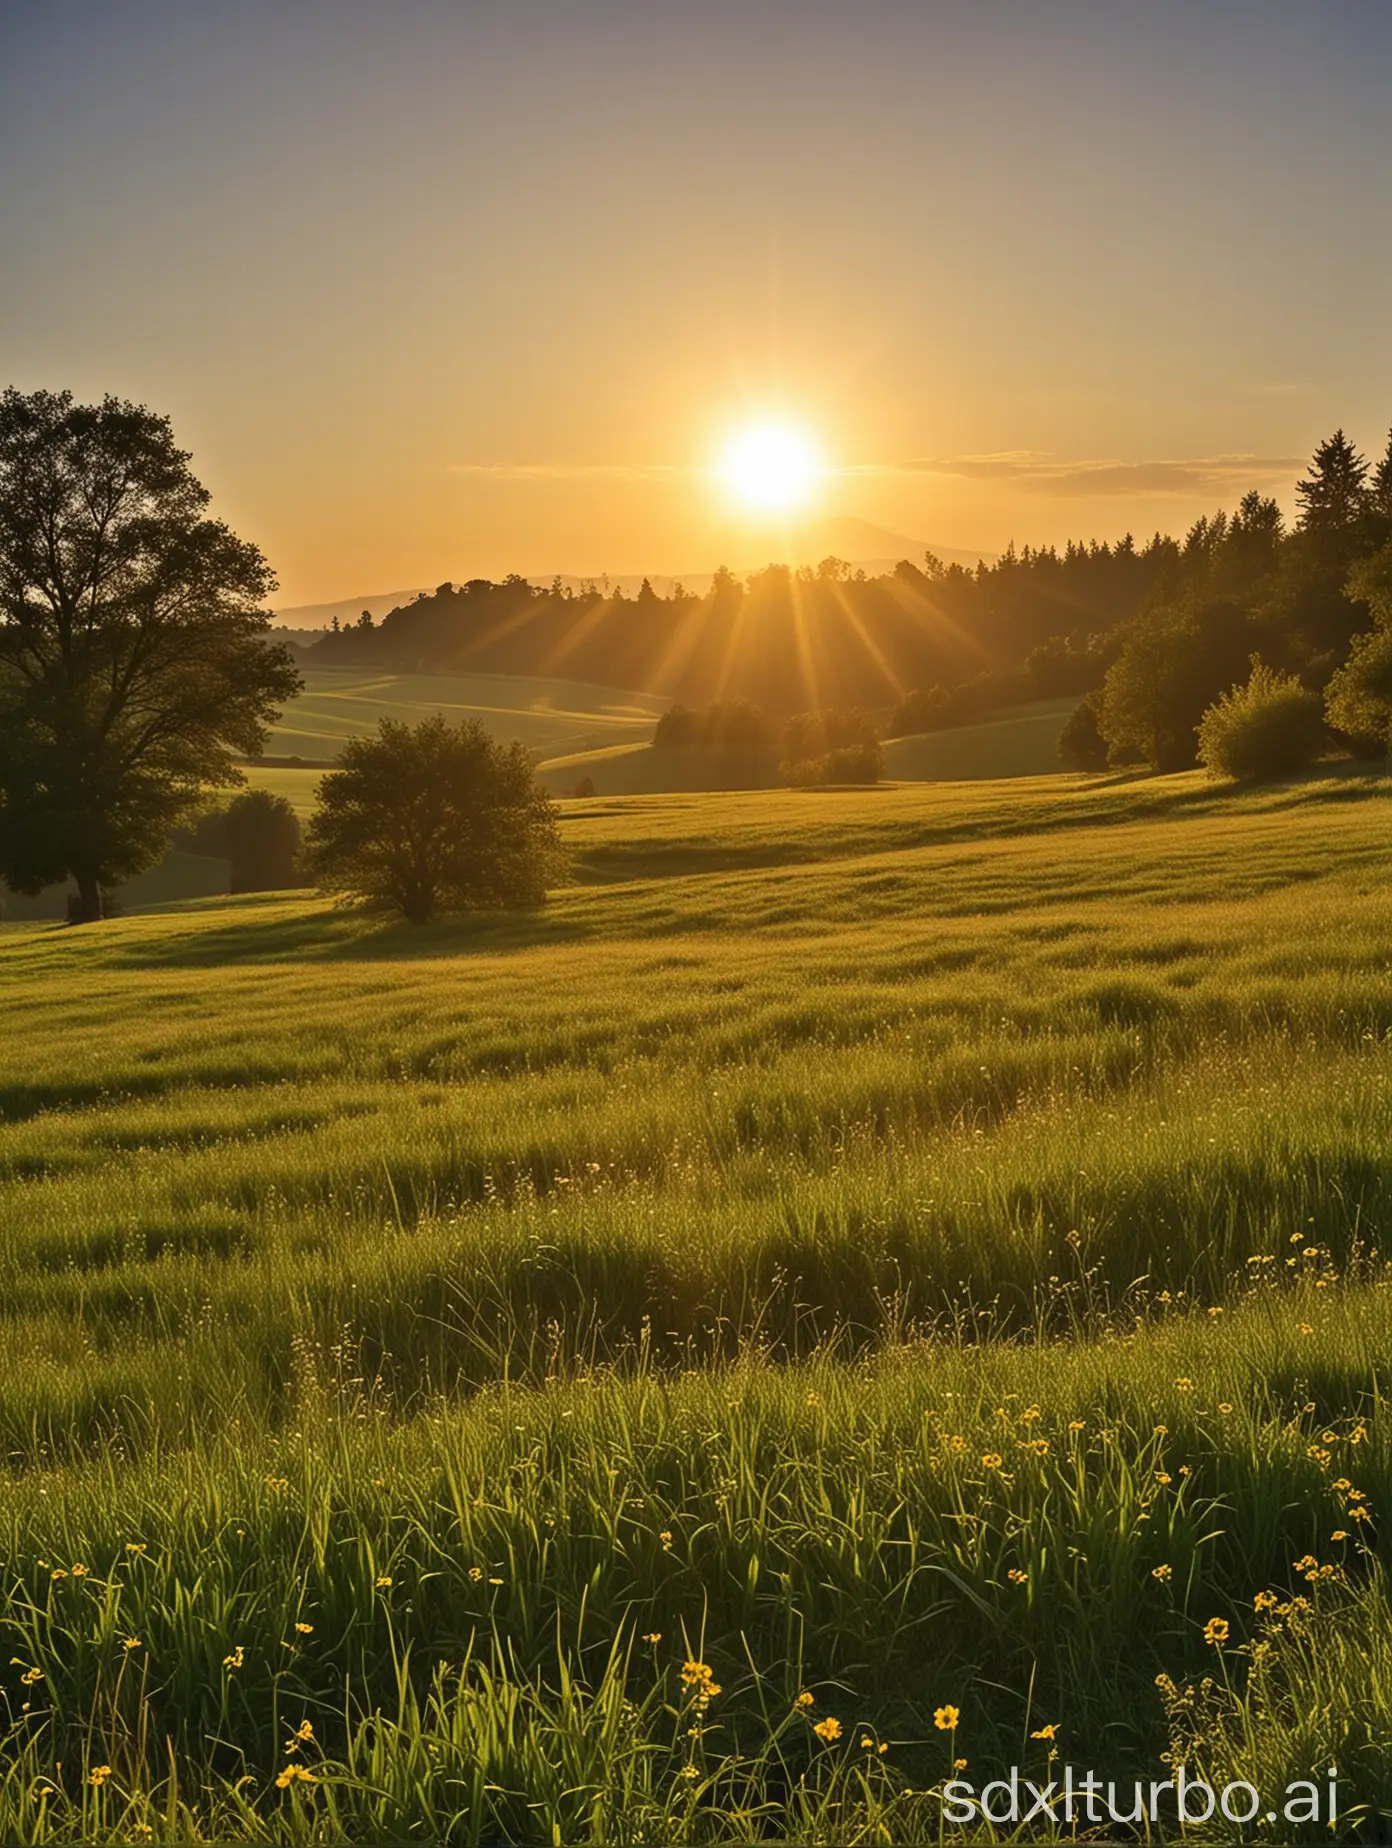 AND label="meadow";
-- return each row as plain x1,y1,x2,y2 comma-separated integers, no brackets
3,767,1392,1840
